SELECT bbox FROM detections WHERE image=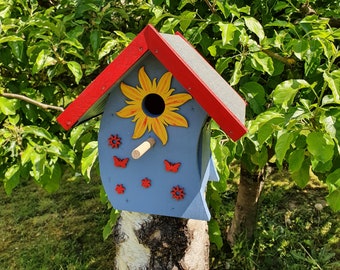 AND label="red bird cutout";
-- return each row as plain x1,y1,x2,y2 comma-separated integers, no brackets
164,160,181,173
113,156,129,168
